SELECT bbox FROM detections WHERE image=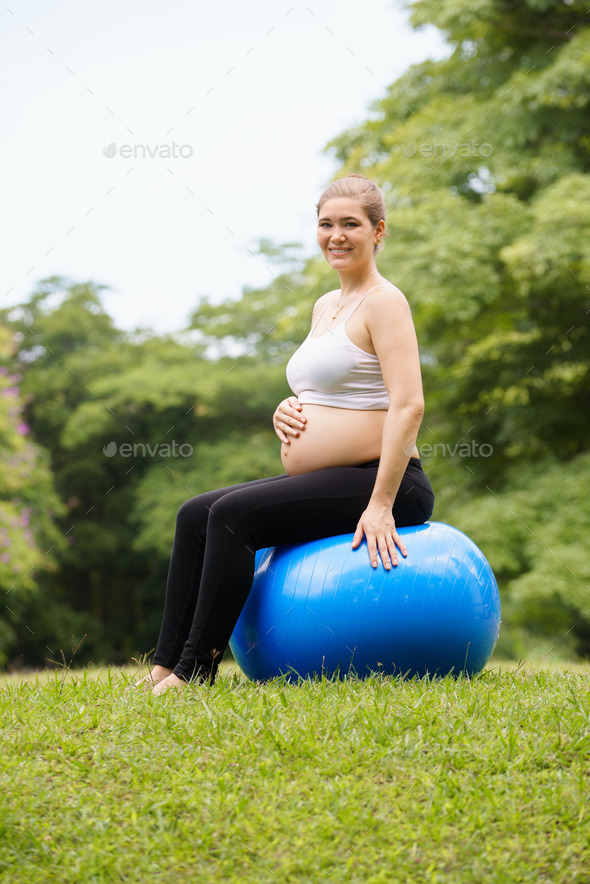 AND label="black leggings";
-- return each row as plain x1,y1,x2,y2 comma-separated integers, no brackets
153,457,435,684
